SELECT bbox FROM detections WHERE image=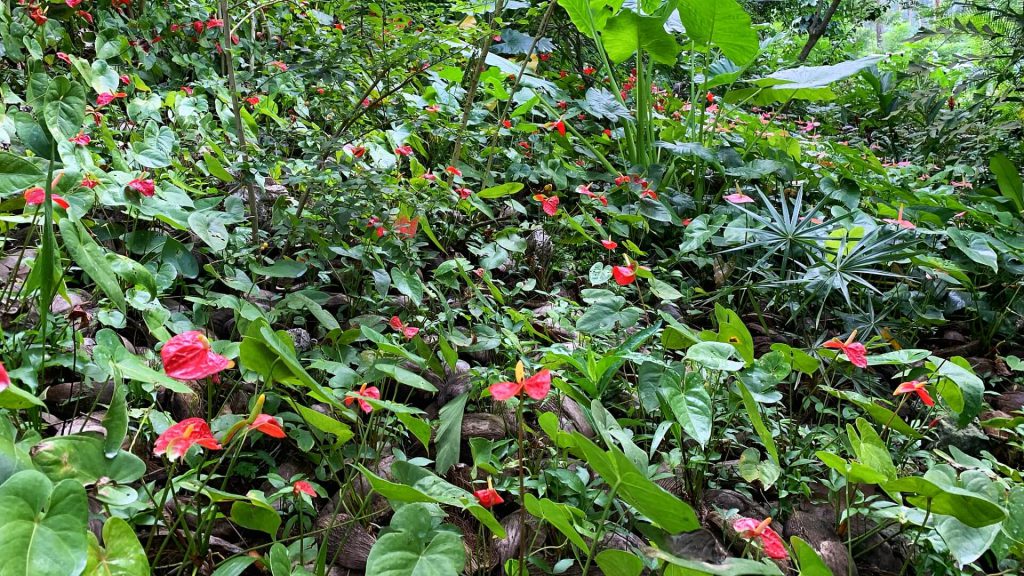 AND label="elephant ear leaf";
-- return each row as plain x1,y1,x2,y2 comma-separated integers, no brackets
677,0,759,65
